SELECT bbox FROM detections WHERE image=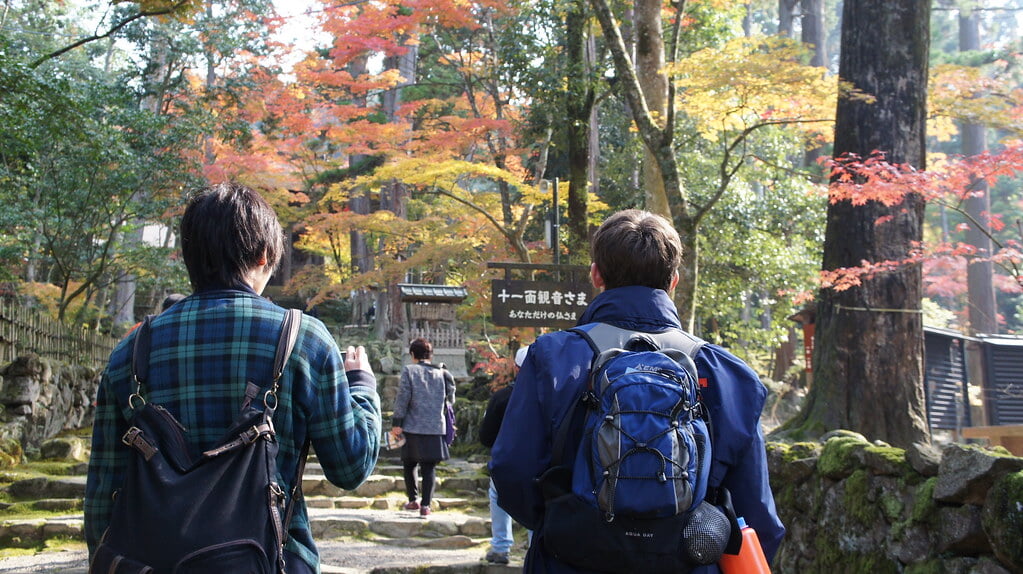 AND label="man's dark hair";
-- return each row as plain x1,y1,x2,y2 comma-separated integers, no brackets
591,209,682,291
409,337,433,361
180,182,284,291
